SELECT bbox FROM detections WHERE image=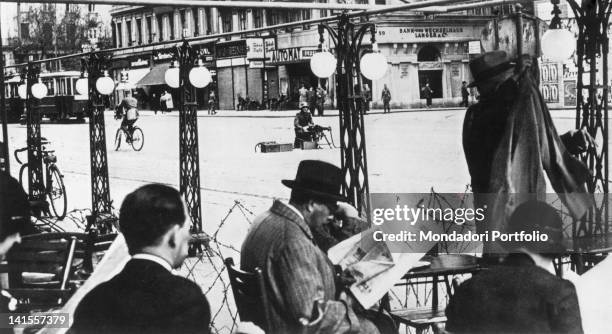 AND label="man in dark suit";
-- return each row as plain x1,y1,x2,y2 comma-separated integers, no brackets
445,200,583,334
70,184,211,334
